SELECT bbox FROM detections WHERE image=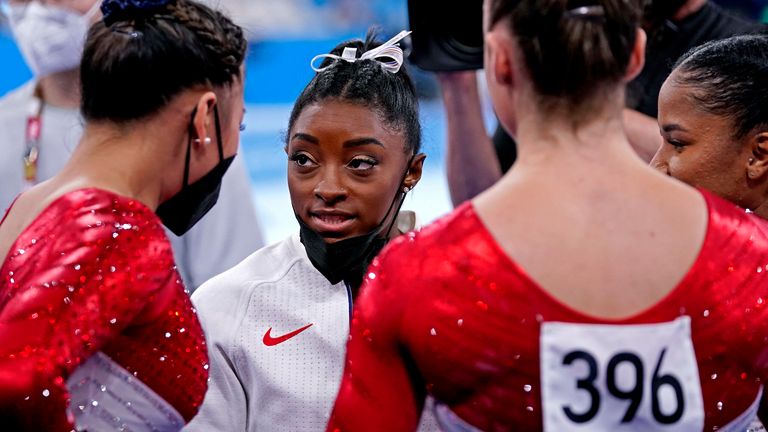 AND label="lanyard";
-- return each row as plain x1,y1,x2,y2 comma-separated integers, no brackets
23,88,43,188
